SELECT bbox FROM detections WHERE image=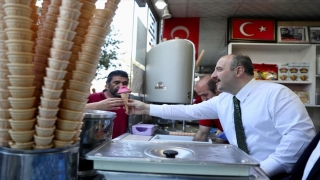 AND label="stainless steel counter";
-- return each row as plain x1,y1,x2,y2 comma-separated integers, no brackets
93,169,269,180
85,133,270,179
